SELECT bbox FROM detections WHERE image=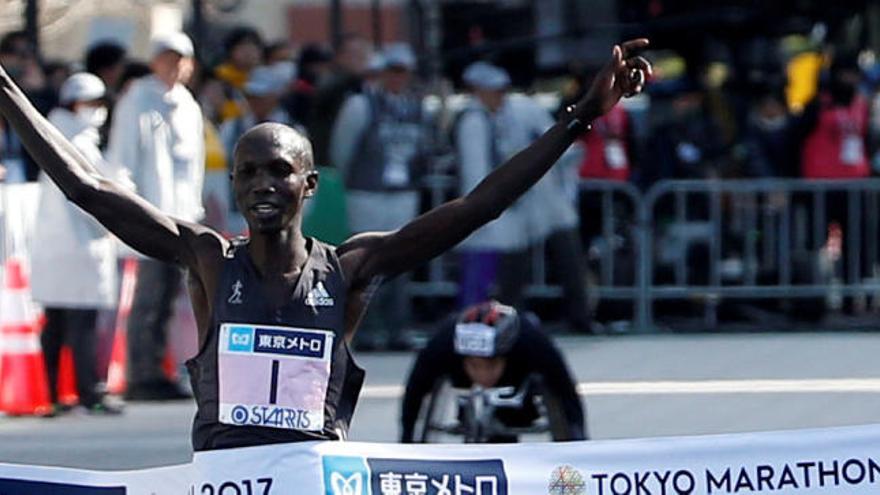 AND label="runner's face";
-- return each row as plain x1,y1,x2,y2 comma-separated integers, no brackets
232,140,317,234
463,356,506,388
